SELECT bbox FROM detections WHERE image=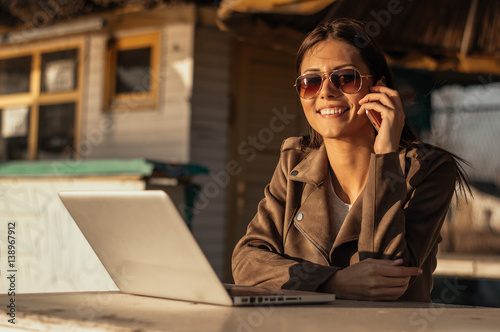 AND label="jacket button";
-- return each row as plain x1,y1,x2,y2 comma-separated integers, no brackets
290,170,298,176
296,213,303,221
